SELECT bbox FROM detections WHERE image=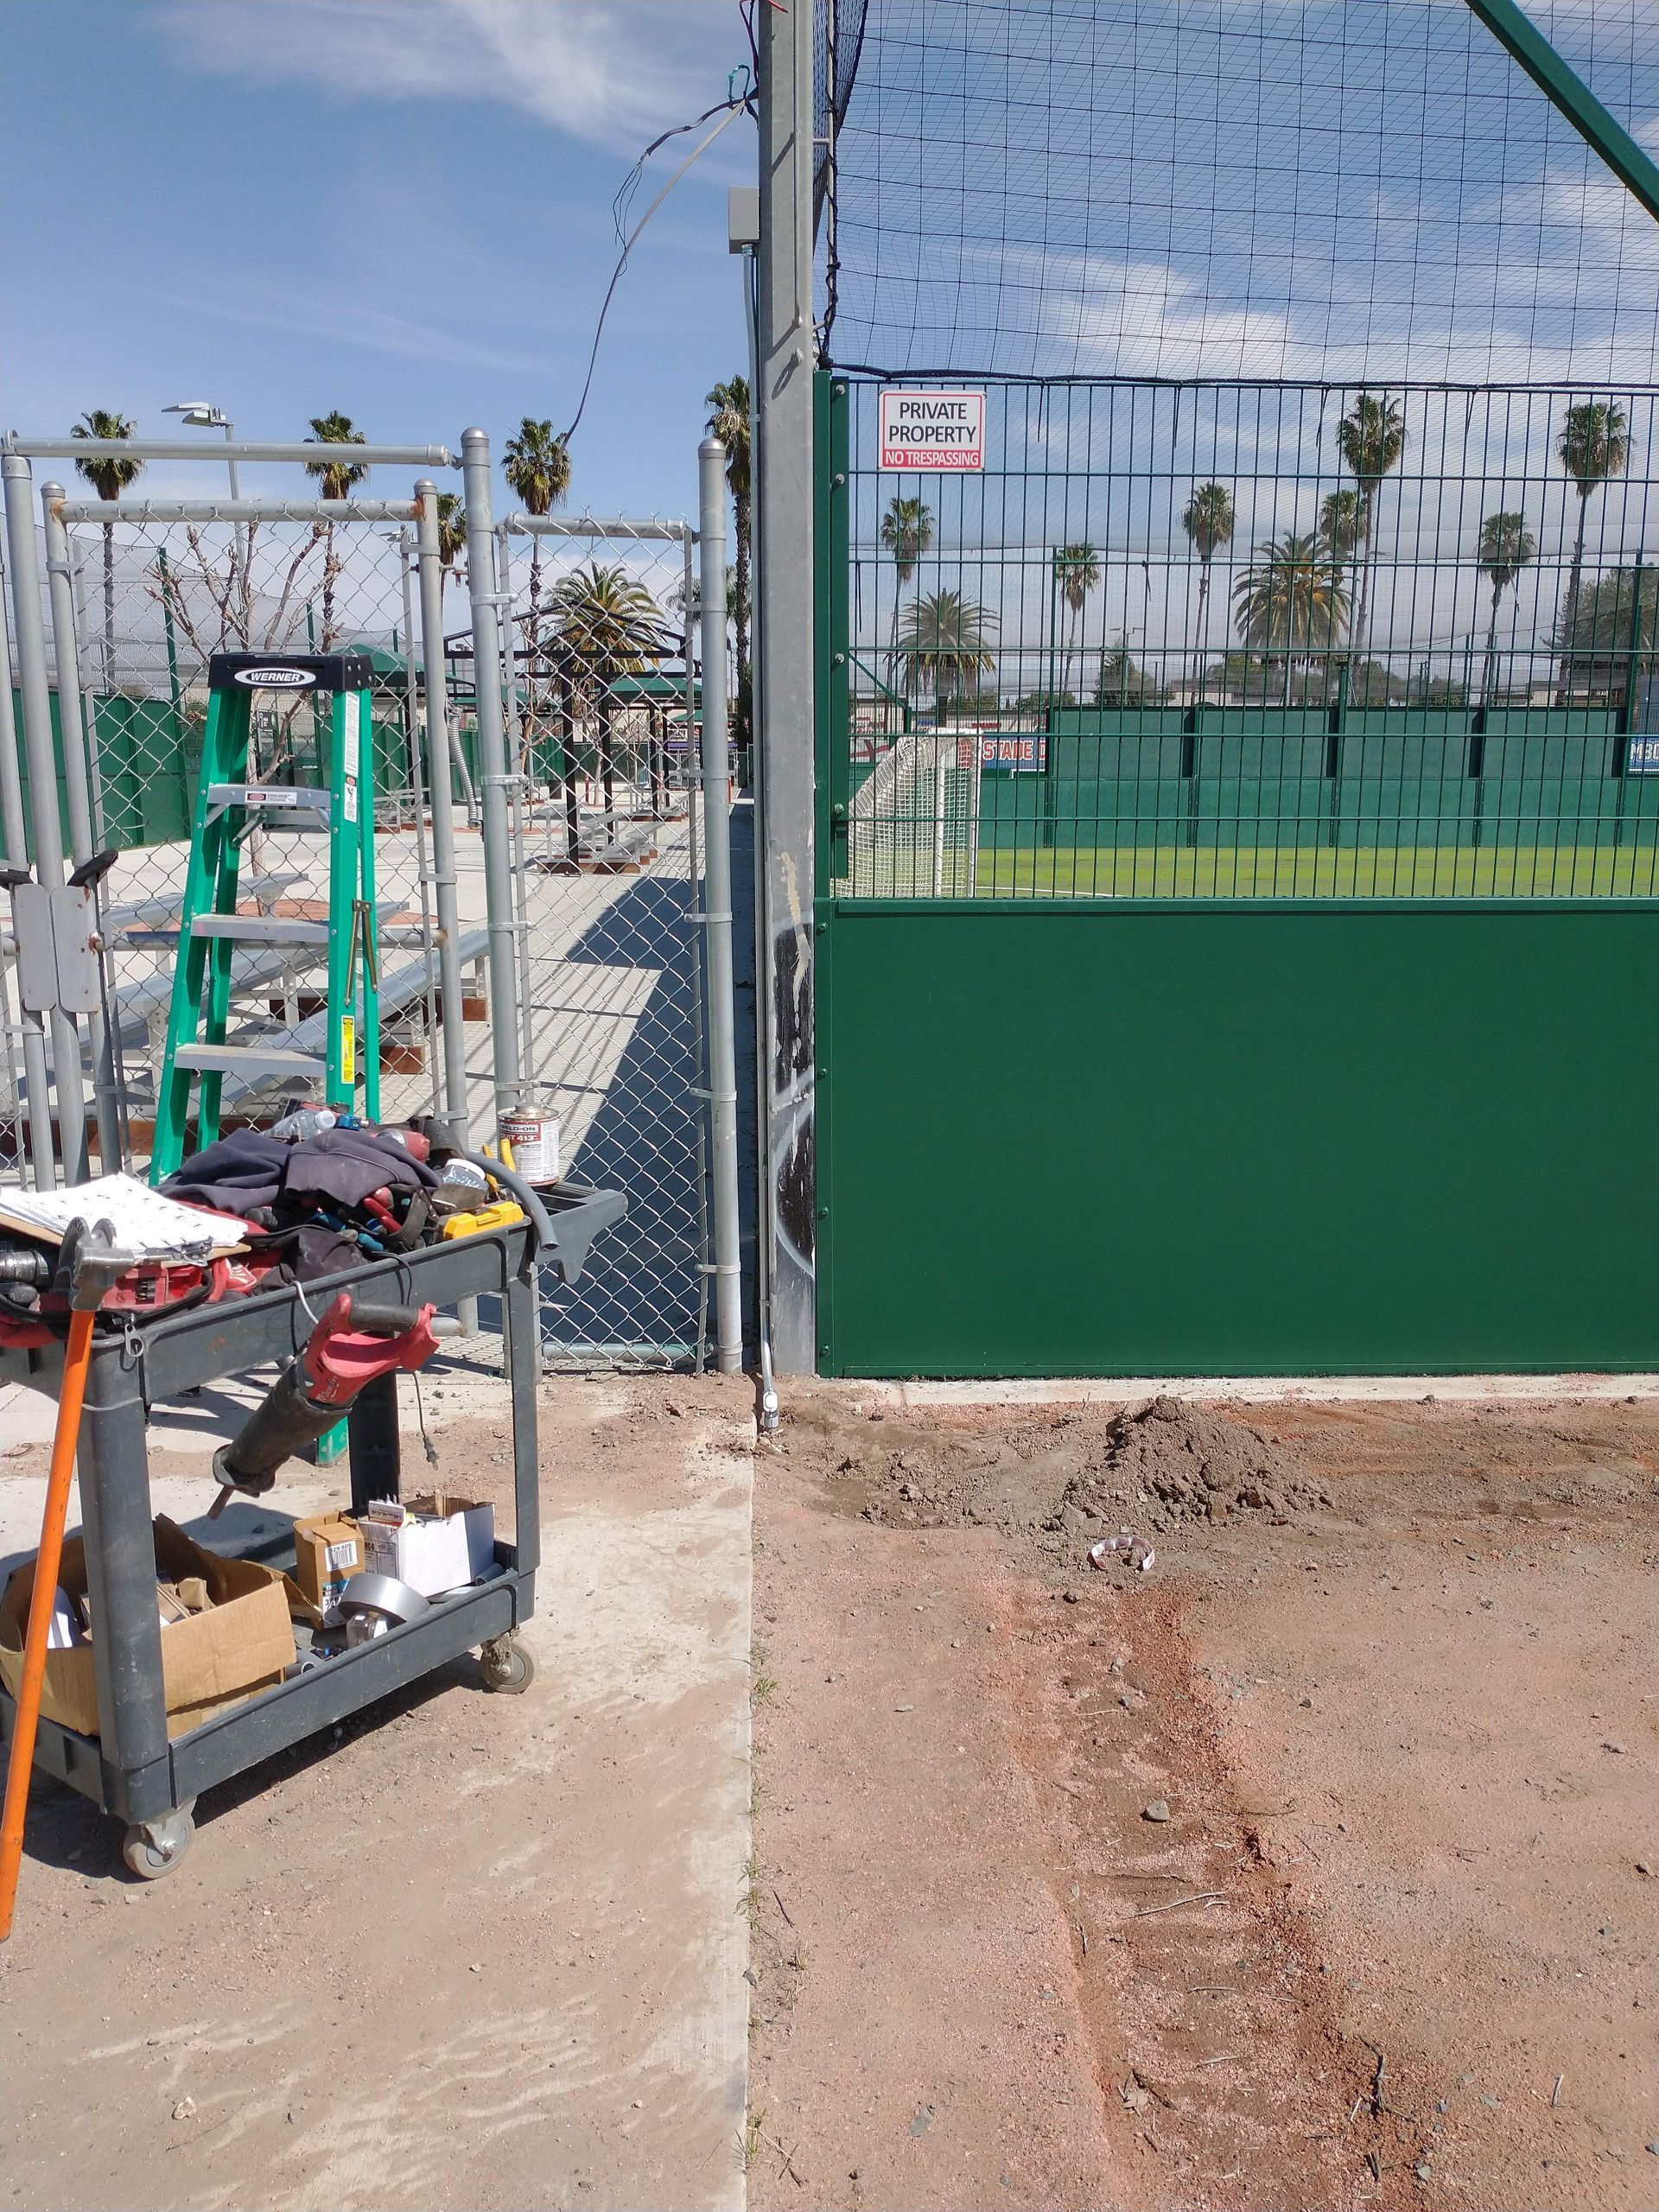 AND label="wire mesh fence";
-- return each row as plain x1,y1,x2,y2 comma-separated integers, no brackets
497,521,713,1368
7,509,471,1163
0,448,728,1373
828,374,1659,899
